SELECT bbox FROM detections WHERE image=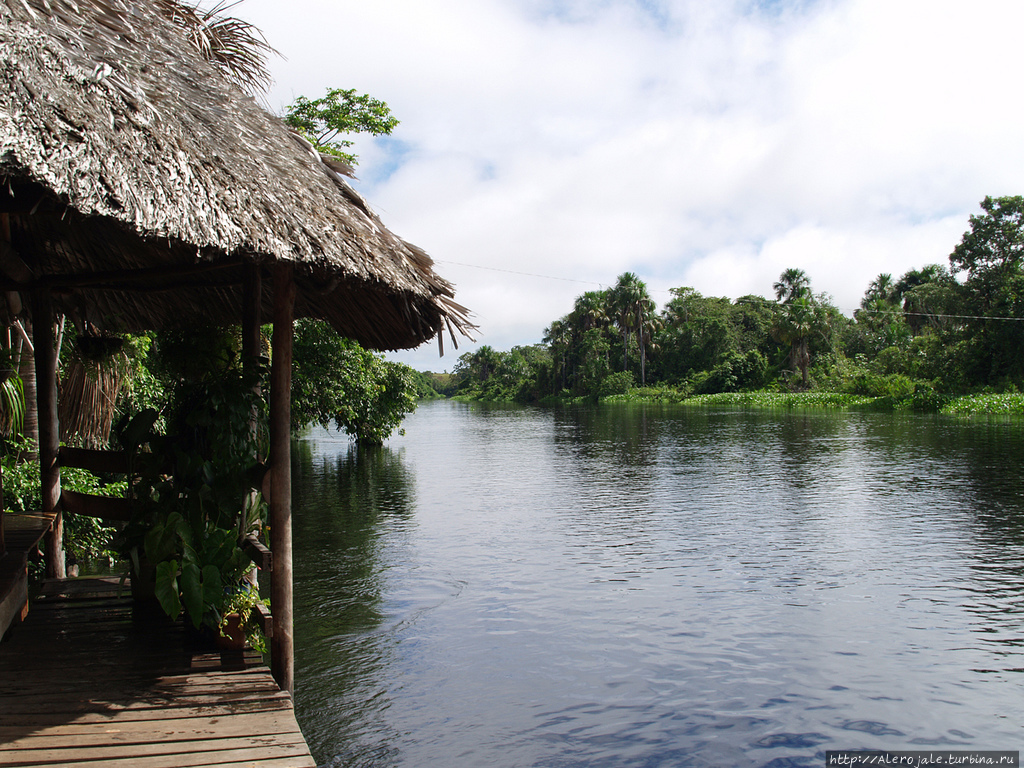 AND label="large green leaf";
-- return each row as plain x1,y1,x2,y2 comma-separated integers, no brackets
180,561,203,627
144,511,182,564
202,565,224,621
154,559,181,619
